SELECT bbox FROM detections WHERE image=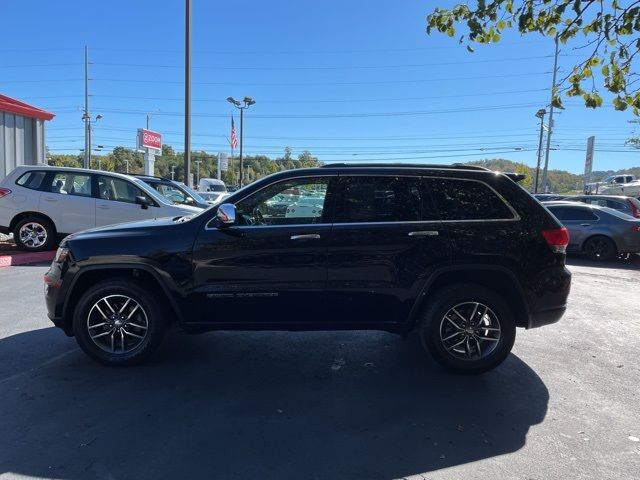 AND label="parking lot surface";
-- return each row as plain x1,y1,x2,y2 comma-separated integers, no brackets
0,258,639,480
